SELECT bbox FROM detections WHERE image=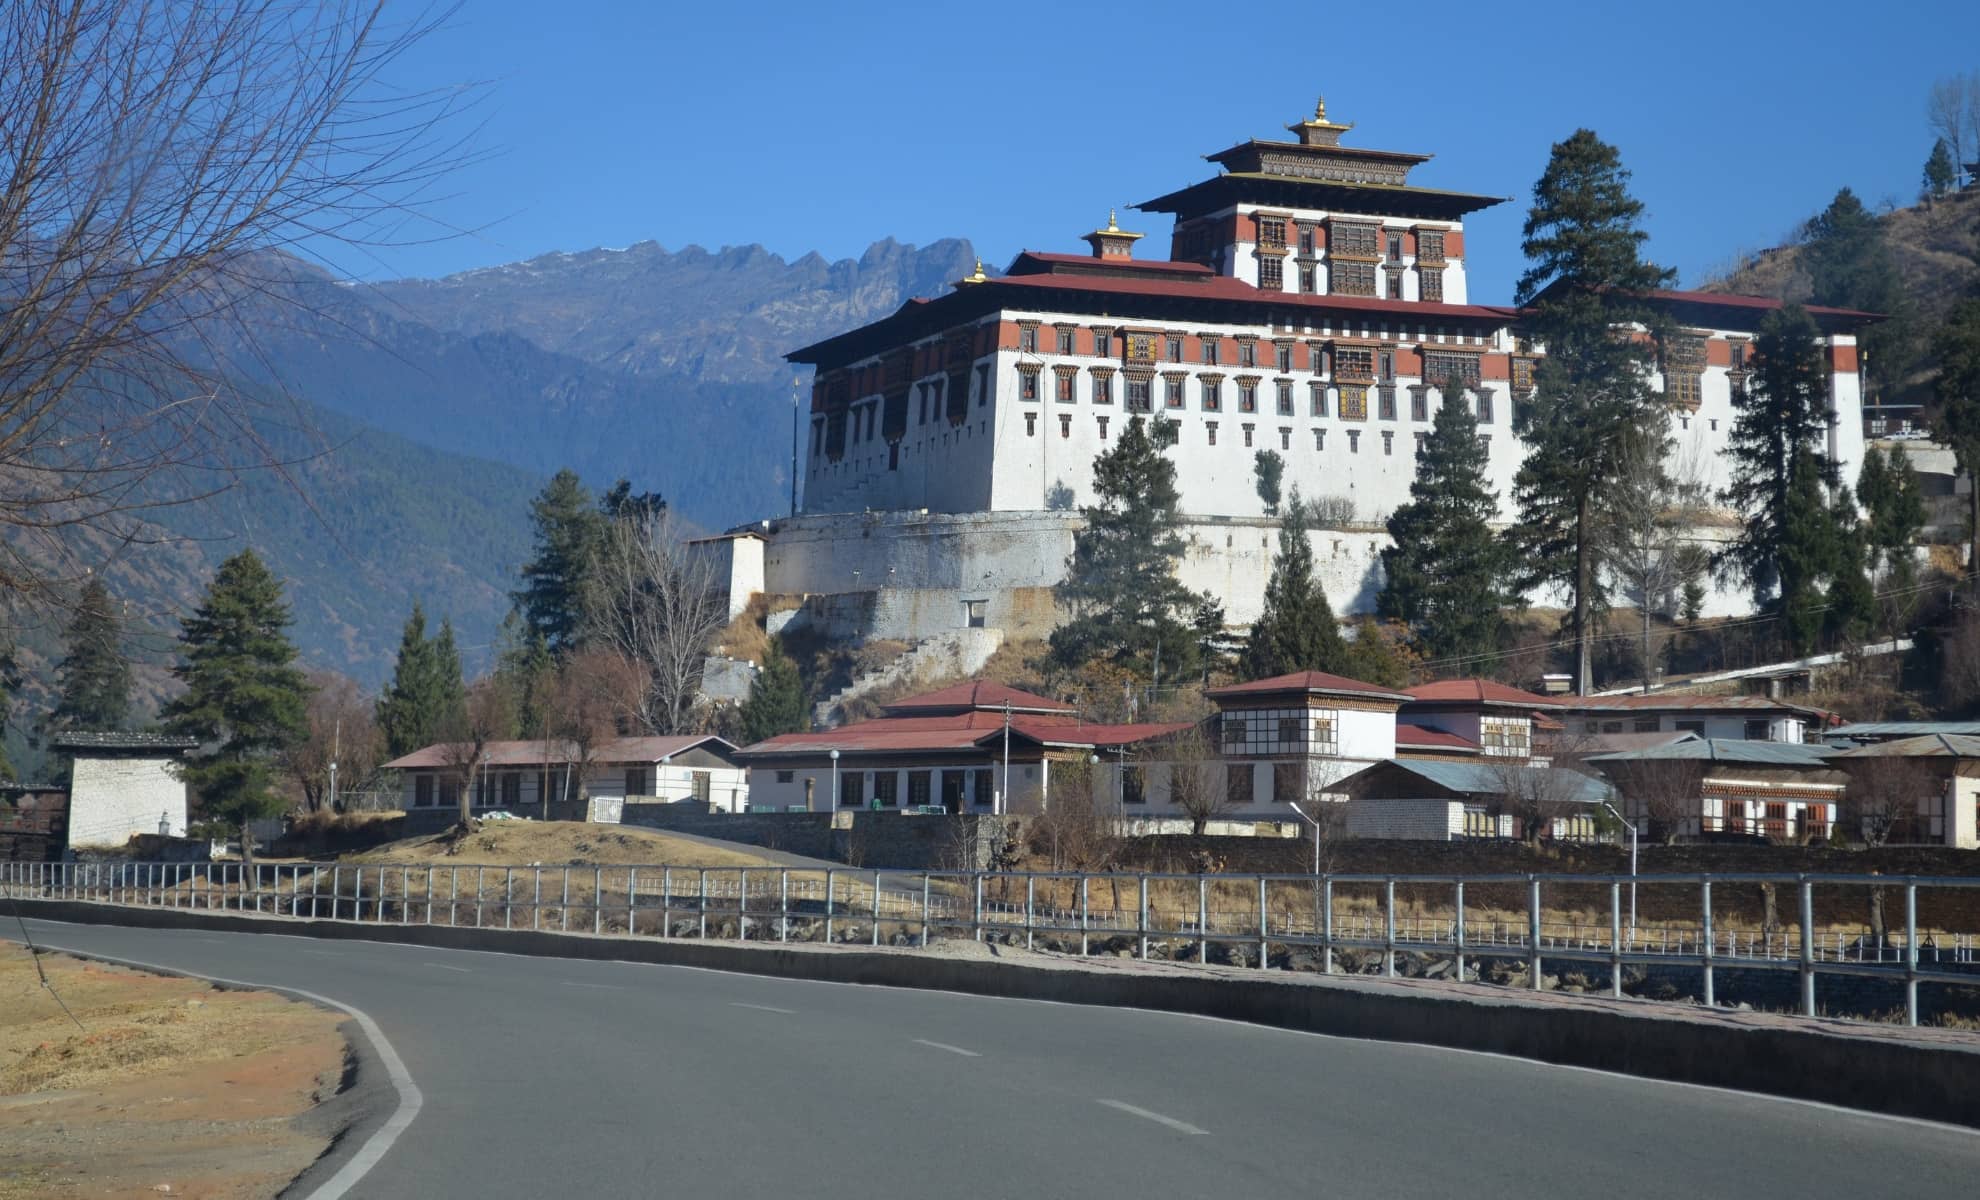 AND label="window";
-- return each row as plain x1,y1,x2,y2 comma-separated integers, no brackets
439,777,458,811
1276,381,1294,415
1347,429,1360,453
1313,428,1326,450
1476,389,1494,424
1056,327,1075,355
1331,260,1376,296
1386,231,1404,262
1313,715,1338,755
1663,335,1707,410
940,771,967,813
1166,335,1184,363
502,772,521,806
1259,257,1284,290
1384,270,1403,300
1055,367,1076,403
965,599,987,628
1024,412,1037,437
1242,423,1254,447
1309,382,1327,417
1334,347,1375,380
1382,430,1394,456
1200,377,1222,411
1091,371,1113,405
1097,415,1110,439
873,773,898,806
1238,379,1257,412
1422,351,1481,388
1675,720,1706,735
1339,386,1369,421
1238,340,1256,368
1277,716,1300,744
1413,432,1426,454
1297,227,1315,256
1165,375,1186,408
1019,325,1038,353
1019,367,1039,401
1744,719,1771,741
1205,421,1218,445
1276,344,1293,373
1633,718,1660,732
776,770,795,784
1122,766,1145,805
1222,714,1247,747
1510,357,1536,397
1201,337,1220,366
1299,265,1316,293
907,771,931,808
415,773,433,807
1378,387,1397,420
972,768,995,807
1279,427,1291,450
625,767,650,797
976,363,991,406
1417,230,1446,262
1420,268,1444,302
842,772,865,807
1410,388,1428,421
1092,327,1111,357
1462,806,1496,839
1602,721,1624,733
1378,350,1395,381
1273,762,1304,805
1227,763,1254,807
1331,222,1379,257
1059,413,1071,438
1258,216,1287,248
1125,376,1151,412
1127,333,1157,363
